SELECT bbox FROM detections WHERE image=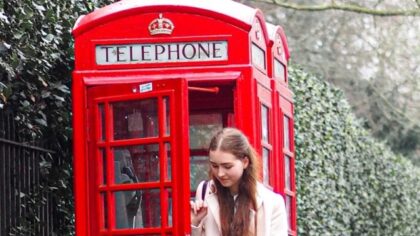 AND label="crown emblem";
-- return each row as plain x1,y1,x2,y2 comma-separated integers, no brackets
148,13,174,35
